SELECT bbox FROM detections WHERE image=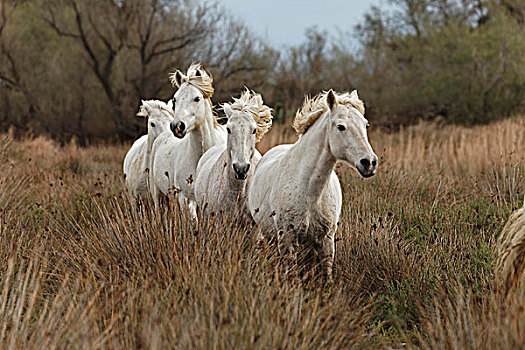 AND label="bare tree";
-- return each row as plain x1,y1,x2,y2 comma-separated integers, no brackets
124,1,220,99
41,0,222,138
